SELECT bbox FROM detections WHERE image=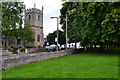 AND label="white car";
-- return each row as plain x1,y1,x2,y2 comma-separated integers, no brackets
45,45,57,51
